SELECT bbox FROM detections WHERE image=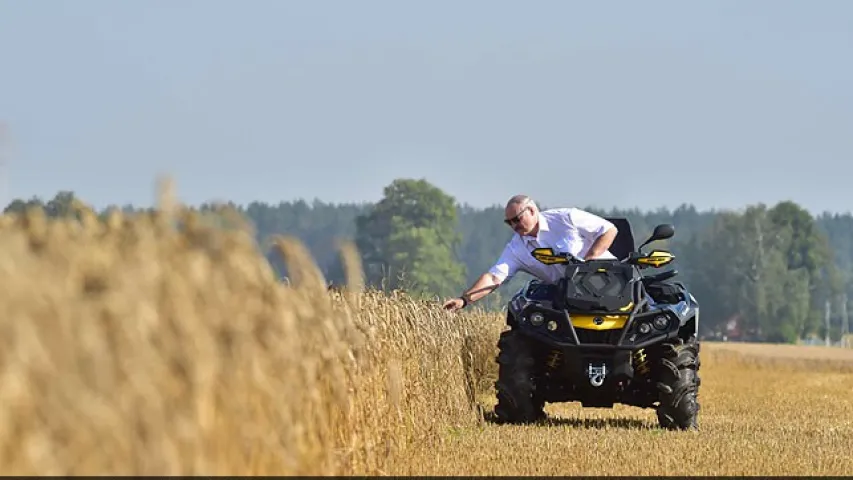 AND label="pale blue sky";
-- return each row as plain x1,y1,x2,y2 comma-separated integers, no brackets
1,0,852,213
